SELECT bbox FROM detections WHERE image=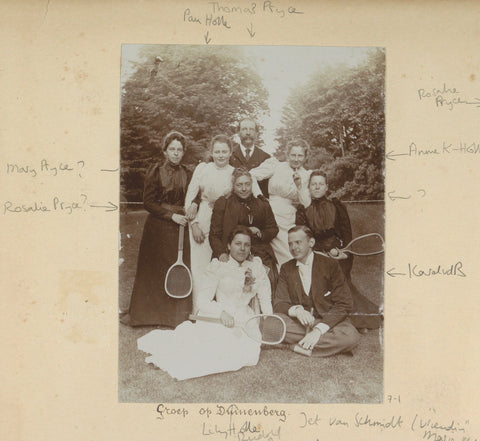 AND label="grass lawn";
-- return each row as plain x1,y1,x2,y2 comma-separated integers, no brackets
119,203,384,403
